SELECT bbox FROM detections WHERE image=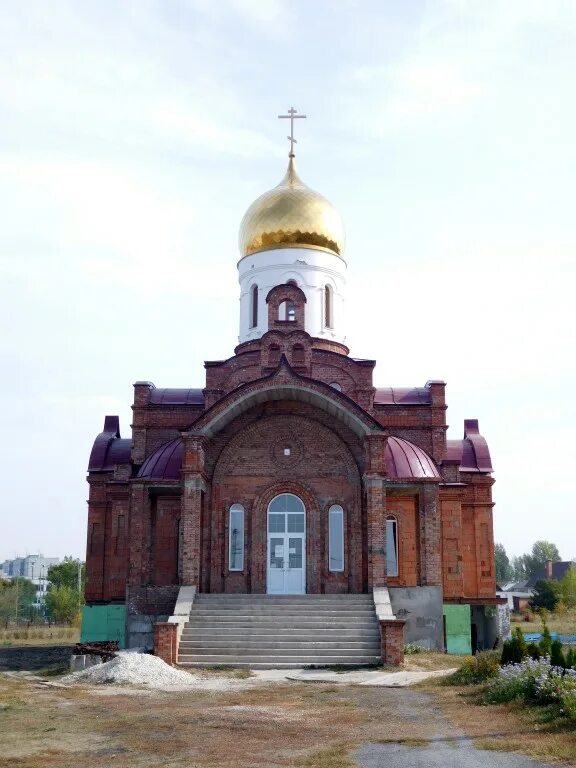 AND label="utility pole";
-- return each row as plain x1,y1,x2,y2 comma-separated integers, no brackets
77,559,82,595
